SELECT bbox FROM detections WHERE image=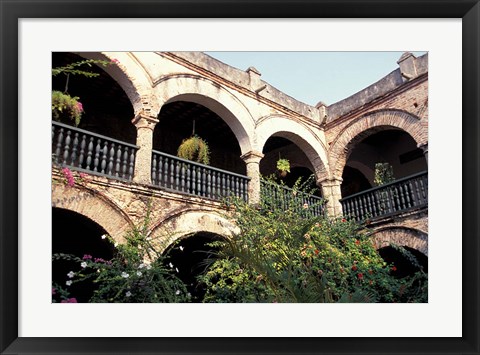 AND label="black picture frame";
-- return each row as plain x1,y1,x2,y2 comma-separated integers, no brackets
1,1,479,354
